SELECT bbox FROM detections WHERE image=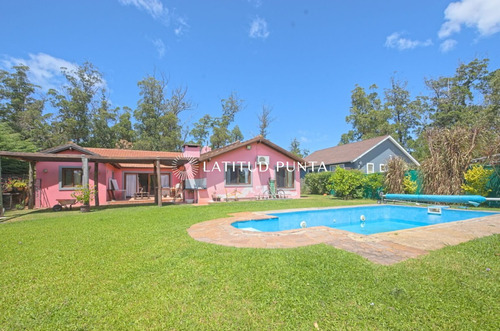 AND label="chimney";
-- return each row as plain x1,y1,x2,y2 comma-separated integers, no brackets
182,144,201,157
